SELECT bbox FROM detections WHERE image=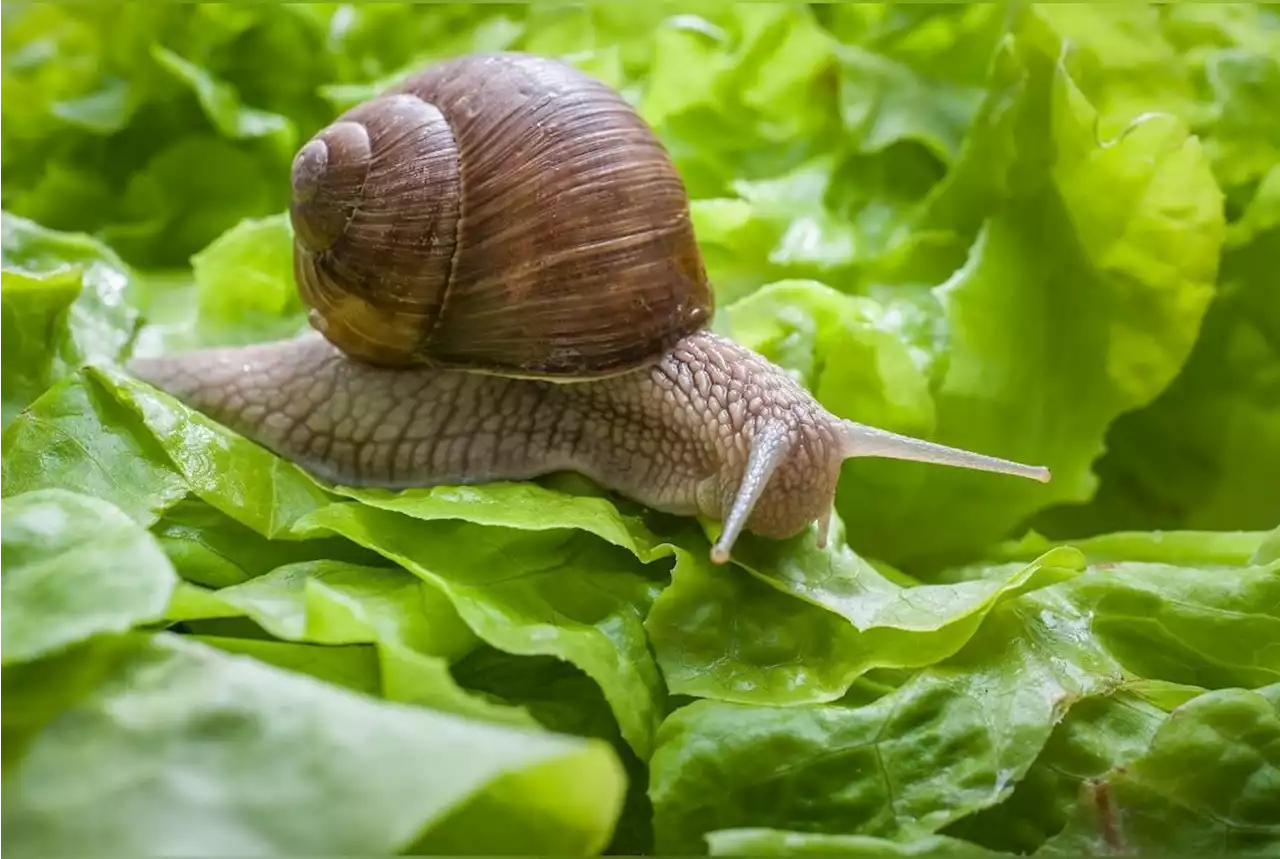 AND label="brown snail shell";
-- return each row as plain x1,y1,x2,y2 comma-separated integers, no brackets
289,51,714,377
